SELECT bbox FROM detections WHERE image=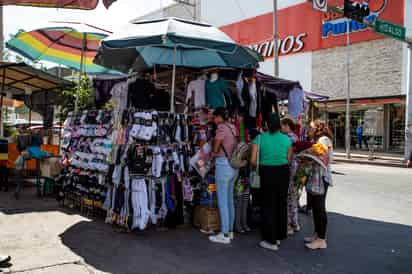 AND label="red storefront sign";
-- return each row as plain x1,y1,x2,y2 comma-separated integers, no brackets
220,0,404,58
